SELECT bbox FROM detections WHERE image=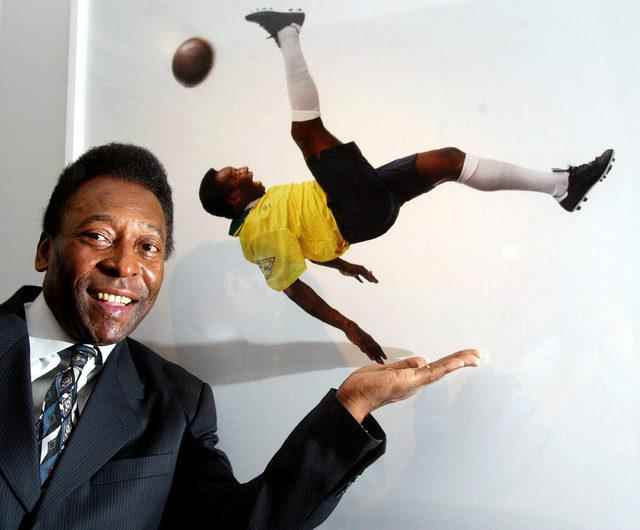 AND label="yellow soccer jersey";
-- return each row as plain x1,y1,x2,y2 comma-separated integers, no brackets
234,181,350,291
